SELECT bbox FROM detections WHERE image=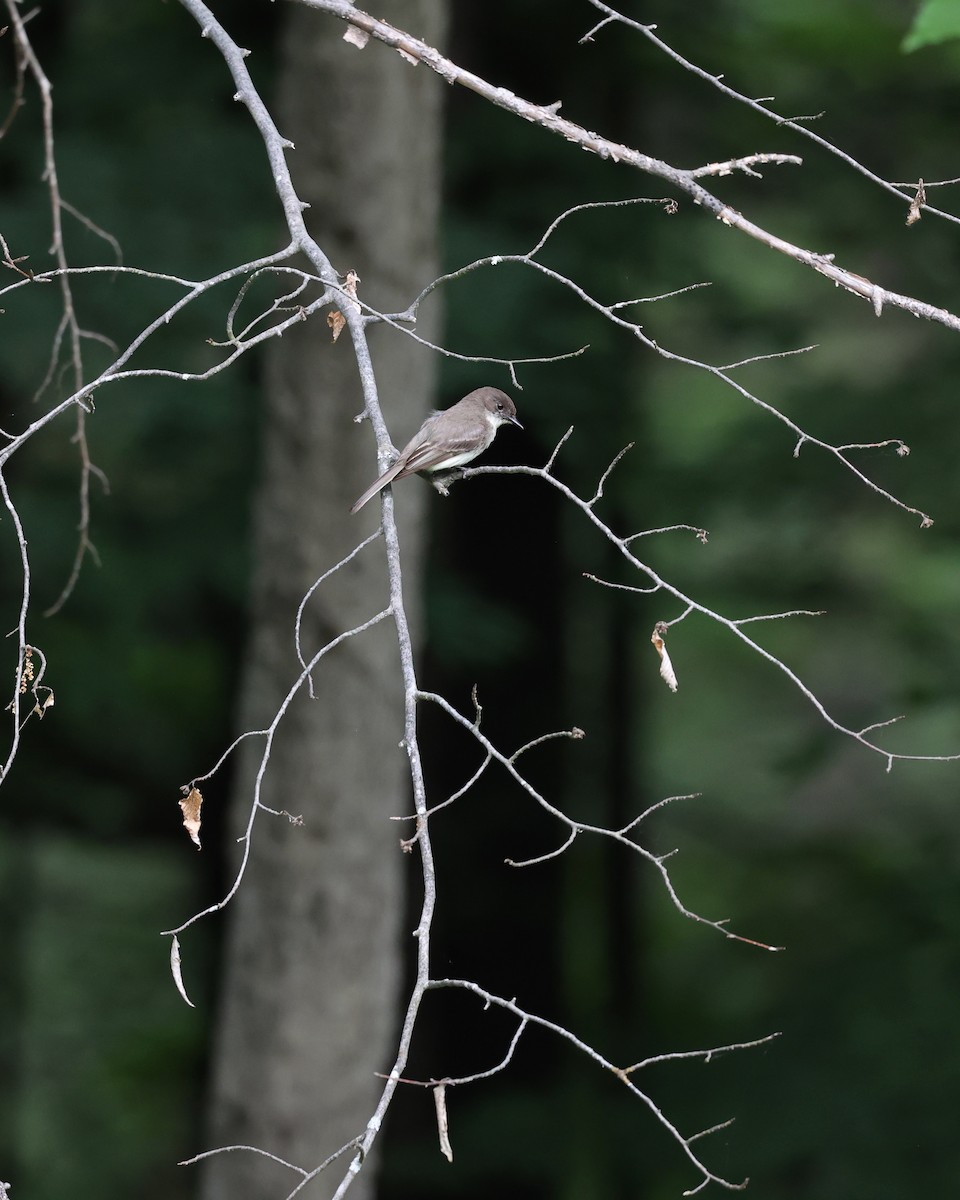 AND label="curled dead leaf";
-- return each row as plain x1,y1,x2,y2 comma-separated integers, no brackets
434,1083,453,1163
179,785,203,850
328,269,361,342
342,269,360,305
327,309,346,341
170,934,195,1008
650,621,678,693
906,179,925,226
